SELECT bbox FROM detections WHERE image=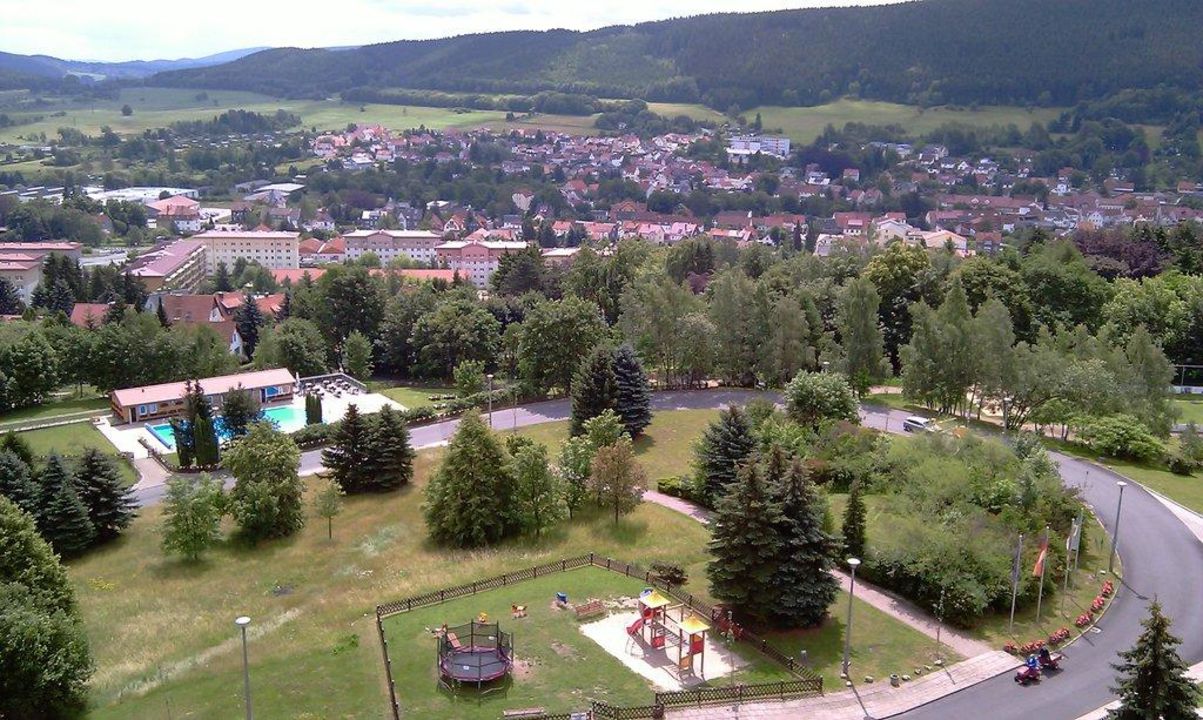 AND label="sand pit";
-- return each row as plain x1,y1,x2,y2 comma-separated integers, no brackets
579,610,748,692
